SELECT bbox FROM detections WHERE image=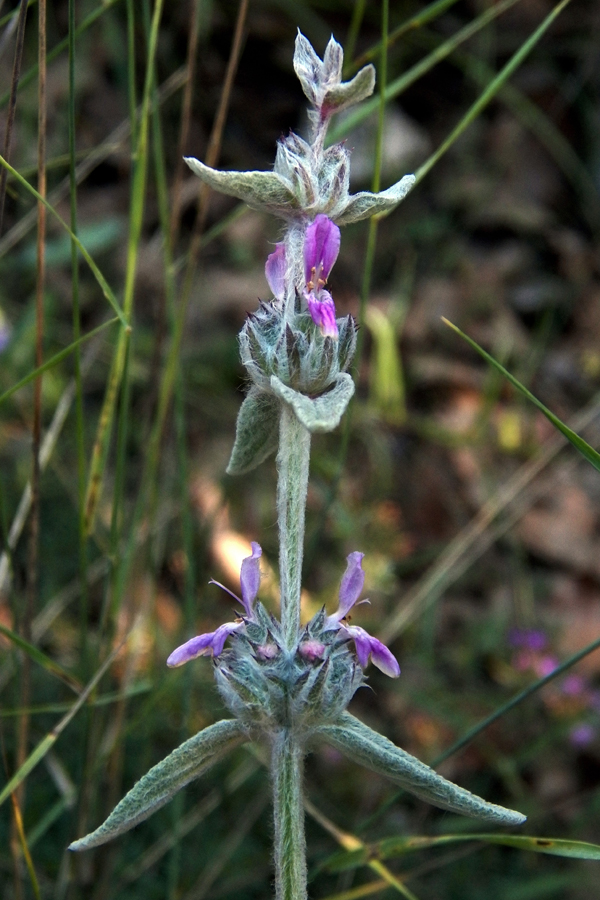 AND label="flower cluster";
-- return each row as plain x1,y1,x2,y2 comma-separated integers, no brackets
188,32,416,475
167,543,399,683
266,214,341,338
